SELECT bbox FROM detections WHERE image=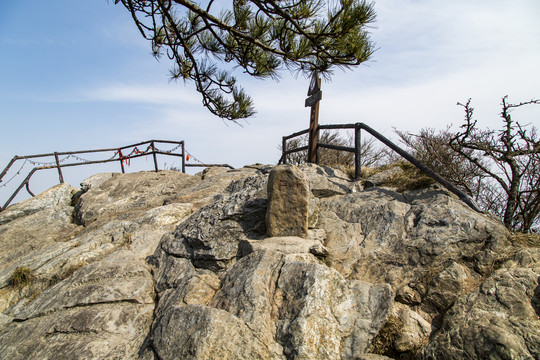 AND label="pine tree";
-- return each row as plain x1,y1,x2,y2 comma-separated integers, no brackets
116,0,376,121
